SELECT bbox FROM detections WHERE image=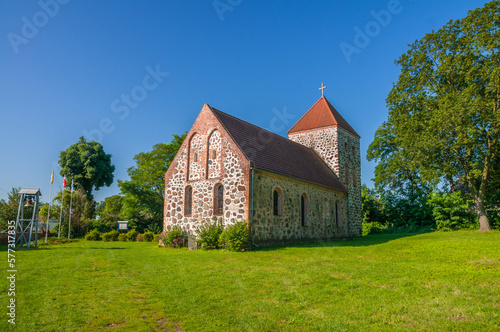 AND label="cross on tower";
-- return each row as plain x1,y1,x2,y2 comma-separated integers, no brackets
319,82,327,98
